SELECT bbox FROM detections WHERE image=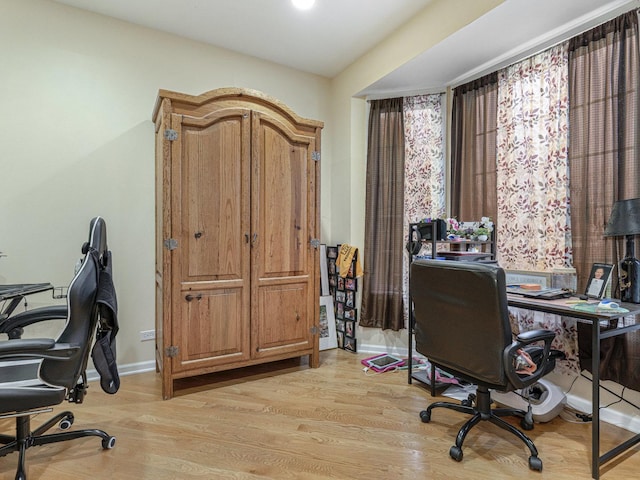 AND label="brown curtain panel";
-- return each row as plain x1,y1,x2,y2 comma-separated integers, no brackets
360,98,405,330
450,72,499,222
569,10,640,389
